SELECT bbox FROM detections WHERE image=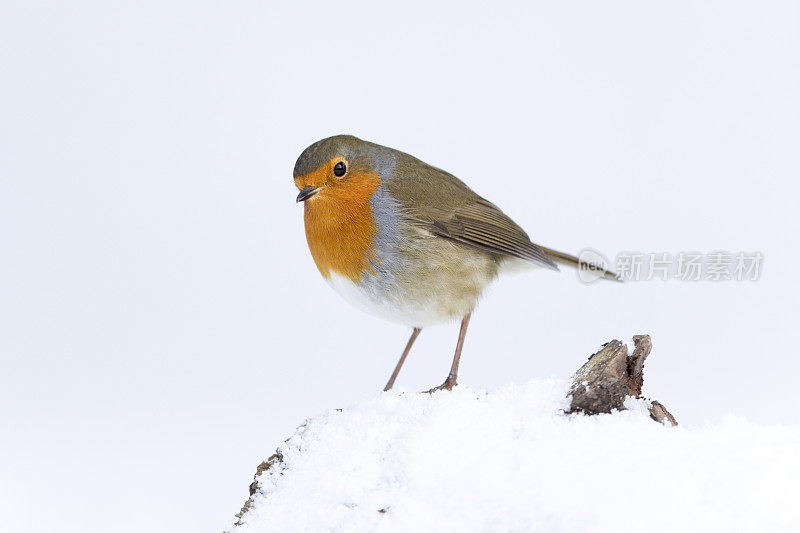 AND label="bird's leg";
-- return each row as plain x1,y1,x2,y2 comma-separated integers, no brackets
426,312,472,393
383,327,422,391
